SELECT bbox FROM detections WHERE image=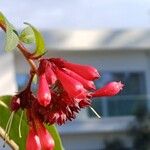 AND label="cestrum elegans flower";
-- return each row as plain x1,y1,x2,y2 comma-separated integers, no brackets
10,57,124,150
33,58,124,125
